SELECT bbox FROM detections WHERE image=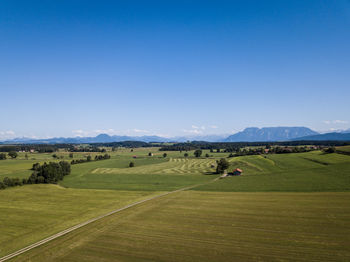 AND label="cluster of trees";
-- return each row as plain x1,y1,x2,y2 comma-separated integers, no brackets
71,154,111,165
28,161,71,184
323,147,336,153
0,161,71,190
95,154,111,160
0,151,18,159
69,147,106,152
0,145,64,153
91,141,150,148
0,177,24,189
